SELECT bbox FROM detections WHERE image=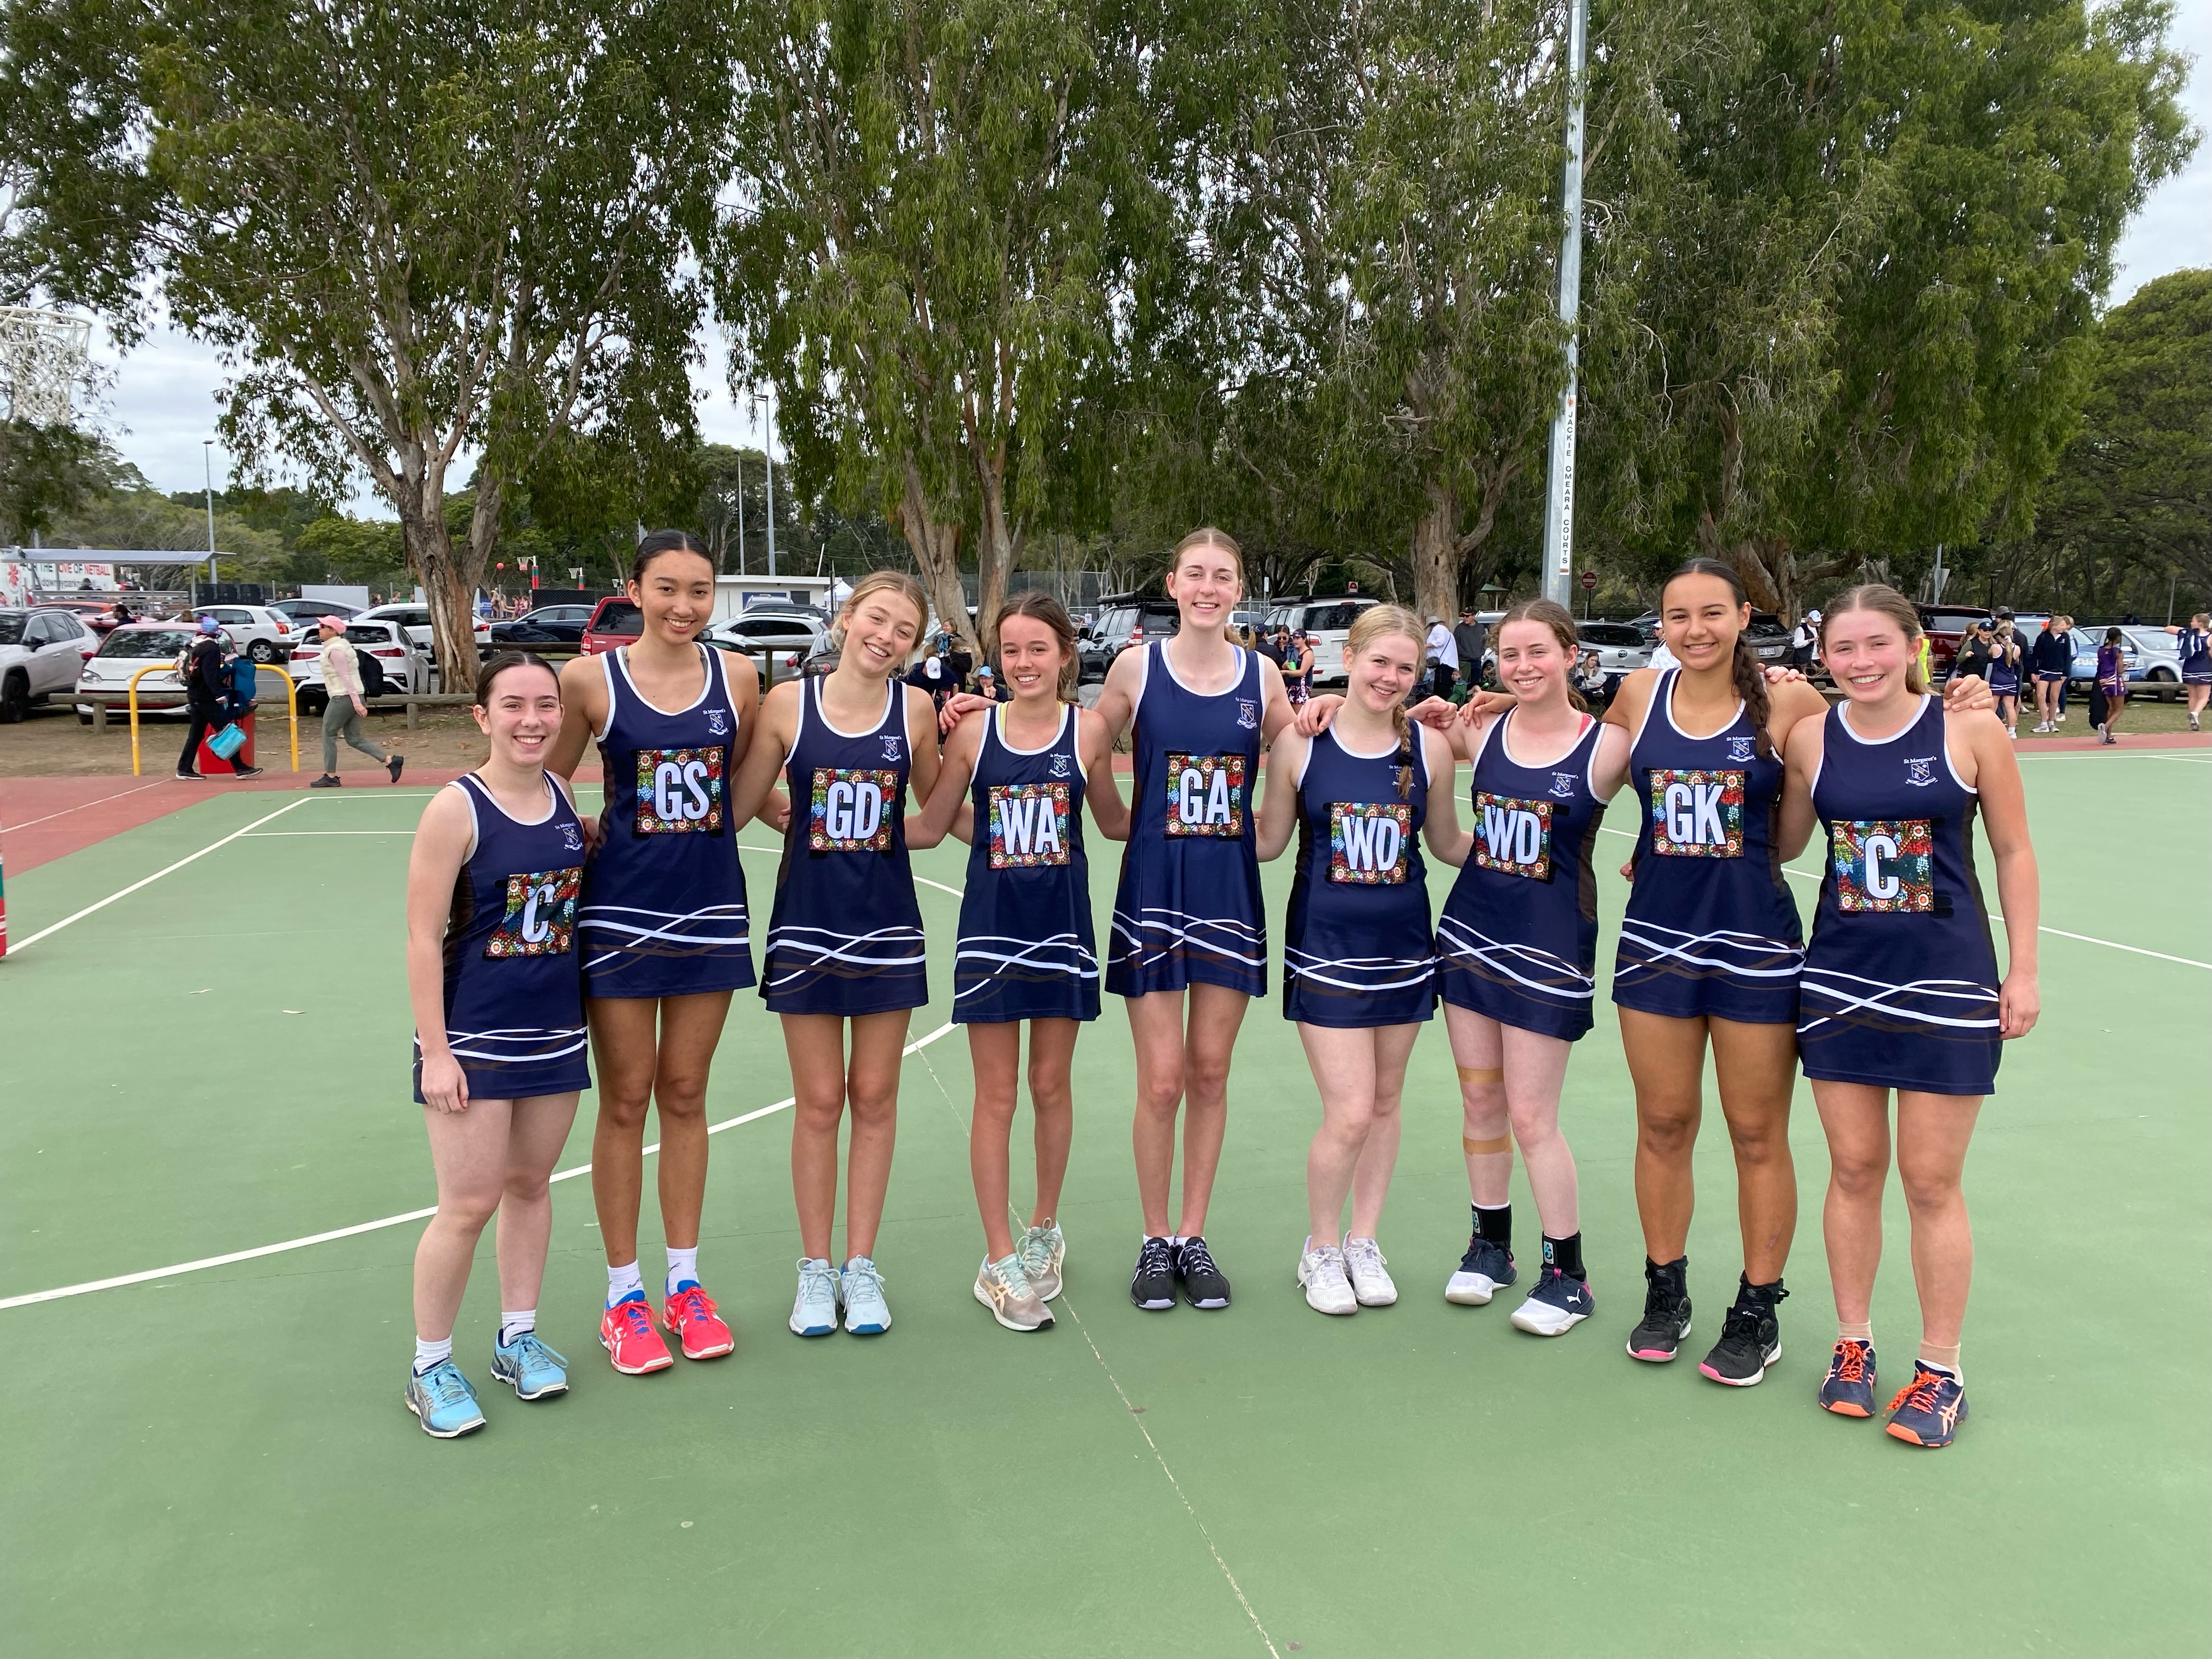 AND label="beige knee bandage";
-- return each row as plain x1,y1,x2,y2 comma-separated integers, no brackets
1462,1133,1512,1155
1457,1065,1503,1085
